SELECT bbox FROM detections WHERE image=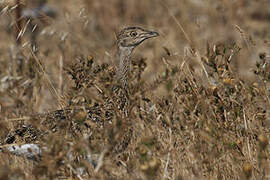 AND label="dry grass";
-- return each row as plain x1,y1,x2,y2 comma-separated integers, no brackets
0,0,269,179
